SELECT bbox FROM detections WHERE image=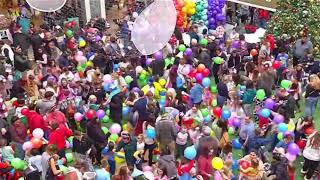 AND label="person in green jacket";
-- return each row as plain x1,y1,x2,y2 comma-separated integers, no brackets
116,131,137,169
241,81,256,117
